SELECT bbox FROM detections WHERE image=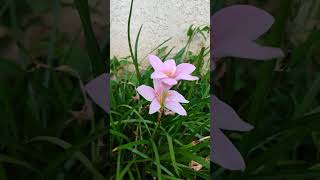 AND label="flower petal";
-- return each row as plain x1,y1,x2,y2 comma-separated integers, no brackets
211,128,246,171
137,85,155,101
163,59,176,73
149,99,161,114
151,71,168,79
175,74,199,81
212,95,253,131
84,73,109,113
213,38,284,60
168,90,189,103
212,5,274,45
161,78,178,86
149,54,163,71
175,63,196,76
165,101,187,116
